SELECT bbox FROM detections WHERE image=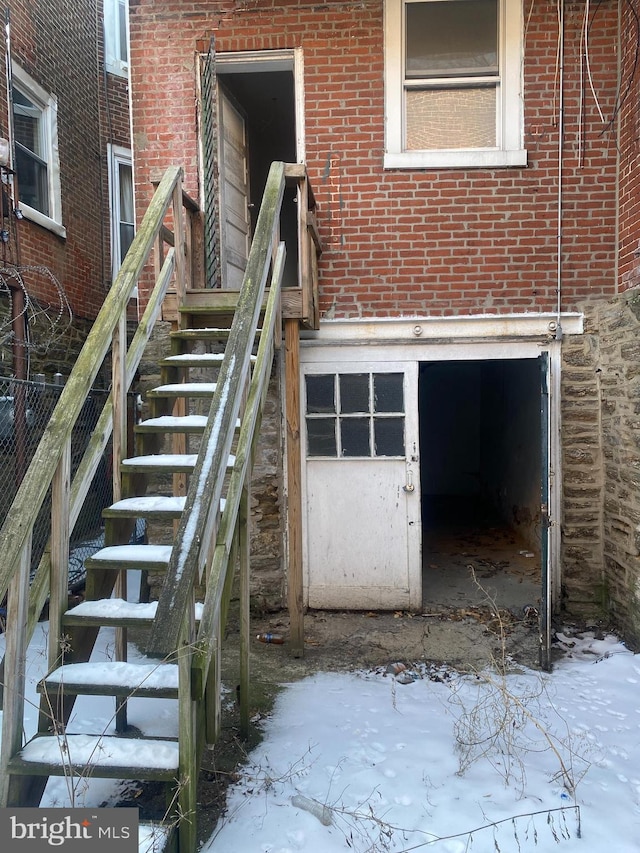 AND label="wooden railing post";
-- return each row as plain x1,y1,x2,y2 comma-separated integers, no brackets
0,535,32,806
112,311,129,731
297,174,311,323
47,438,72,671
173,181,186,304
37,438,71,735
178,606,197,853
